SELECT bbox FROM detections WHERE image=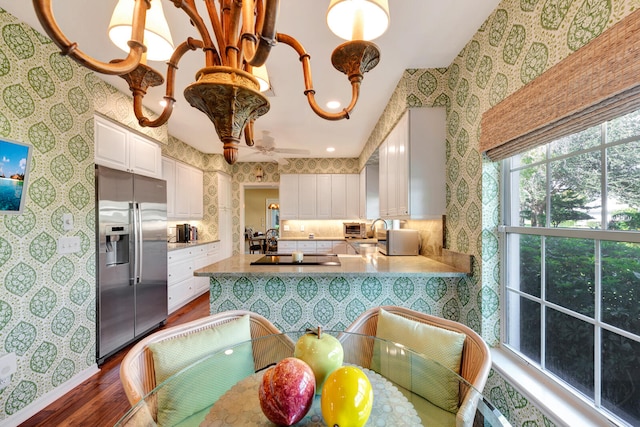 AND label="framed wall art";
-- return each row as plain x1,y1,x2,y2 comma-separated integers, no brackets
0,138,33,214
